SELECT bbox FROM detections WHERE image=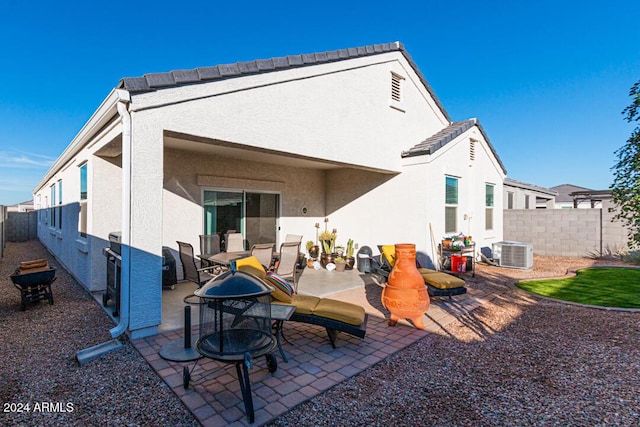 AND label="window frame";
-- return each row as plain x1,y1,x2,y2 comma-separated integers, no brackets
445,176,458,234
79,163,88,238
485,183,494,231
